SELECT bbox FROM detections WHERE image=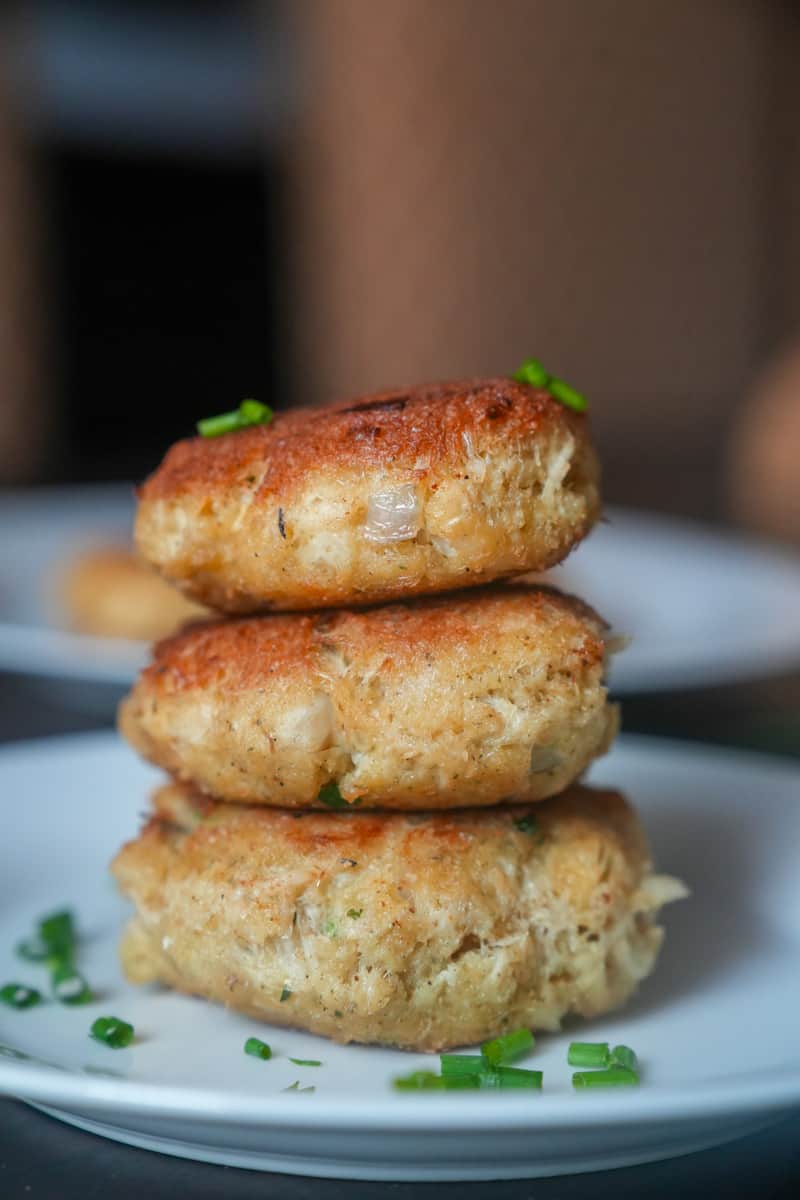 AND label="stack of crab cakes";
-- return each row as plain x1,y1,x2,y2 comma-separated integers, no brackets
114,375,686,1052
